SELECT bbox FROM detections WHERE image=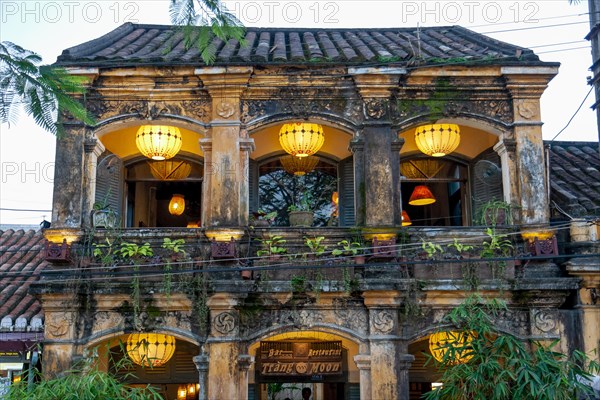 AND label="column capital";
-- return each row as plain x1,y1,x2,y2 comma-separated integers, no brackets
353,354,371,370
238,355,255,371
349,139,365,153
397,353,415,370
239,138,255,152
493,139,516,156
193,353,210,373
